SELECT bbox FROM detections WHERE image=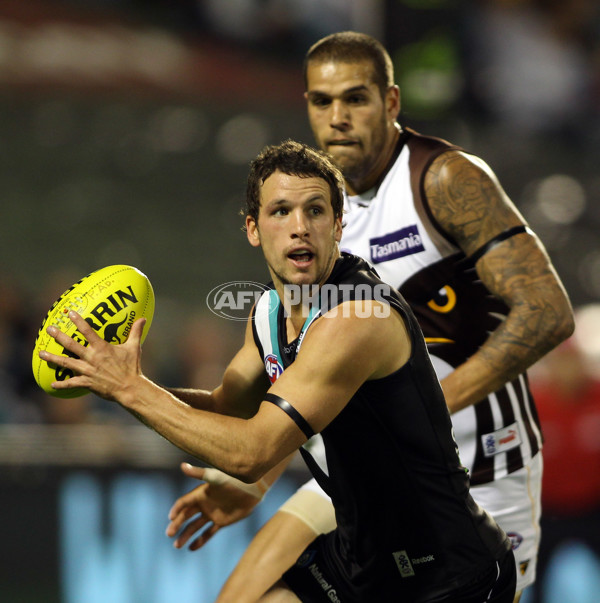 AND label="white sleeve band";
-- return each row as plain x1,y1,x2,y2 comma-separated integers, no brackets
201,467,269,500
